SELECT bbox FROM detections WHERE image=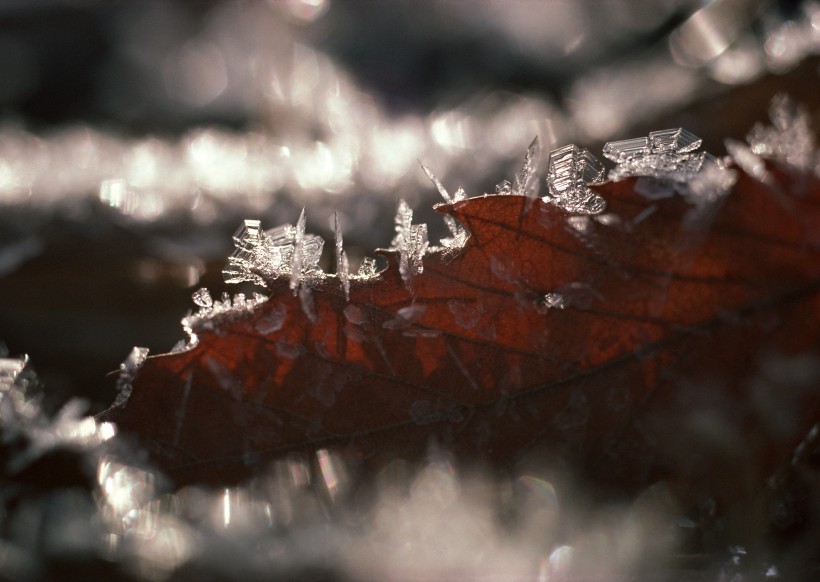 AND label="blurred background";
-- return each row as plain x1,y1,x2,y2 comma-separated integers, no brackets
0,0,818,412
